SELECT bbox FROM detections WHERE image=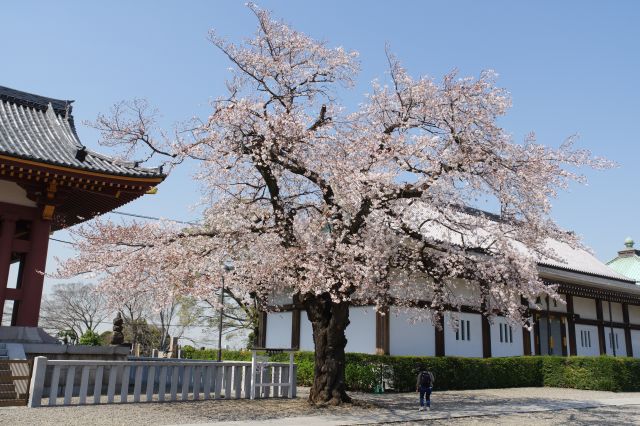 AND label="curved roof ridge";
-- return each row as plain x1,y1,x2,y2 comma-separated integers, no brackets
0,85,73,115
